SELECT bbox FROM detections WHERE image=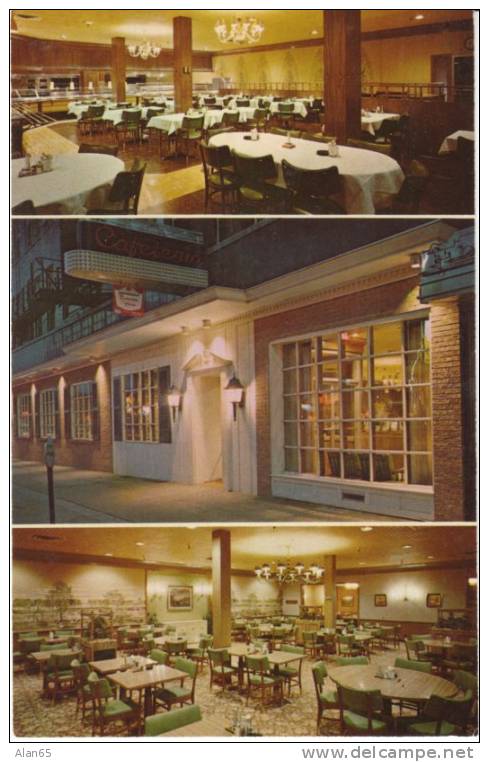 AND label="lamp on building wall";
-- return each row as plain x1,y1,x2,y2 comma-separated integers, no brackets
167,385,182,422
224,376,245,421
468,577,477,587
